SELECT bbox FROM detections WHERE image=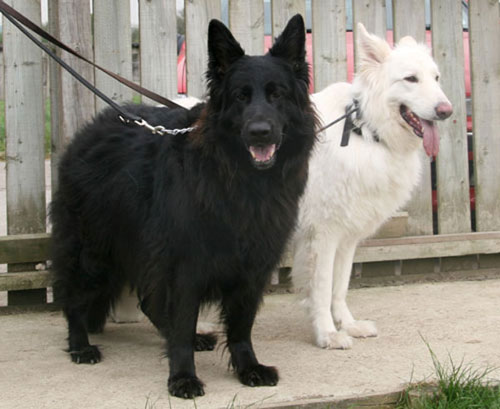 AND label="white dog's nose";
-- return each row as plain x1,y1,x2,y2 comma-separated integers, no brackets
435,102,453,119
